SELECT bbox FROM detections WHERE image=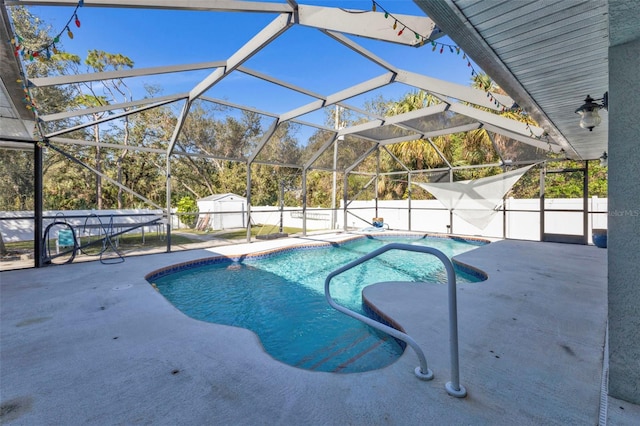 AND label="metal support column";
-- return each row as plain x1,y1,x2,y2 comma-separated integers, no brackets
165,156,171,252
279,181,284,233
539,163,545,242
375,148,380,218
331,105,340,230
407,171,412,231
502,163,507,239
246,164,253,242
583,160,589,242
343,171,349,231
302,169,307,236
502,194,507,239
448,168,454,234
34,142,43,267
